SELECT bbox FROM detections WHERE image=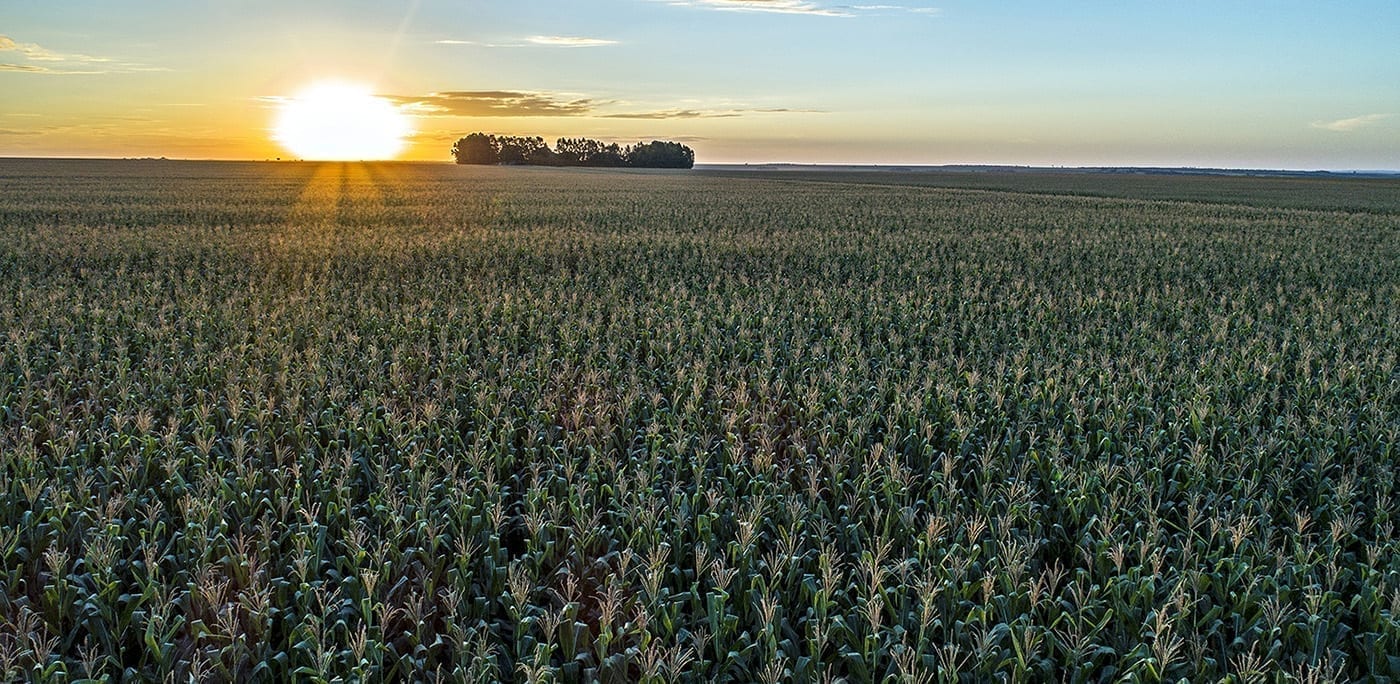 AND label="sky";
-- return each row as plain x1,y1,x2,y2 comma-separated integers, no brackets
2,0,1398,168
